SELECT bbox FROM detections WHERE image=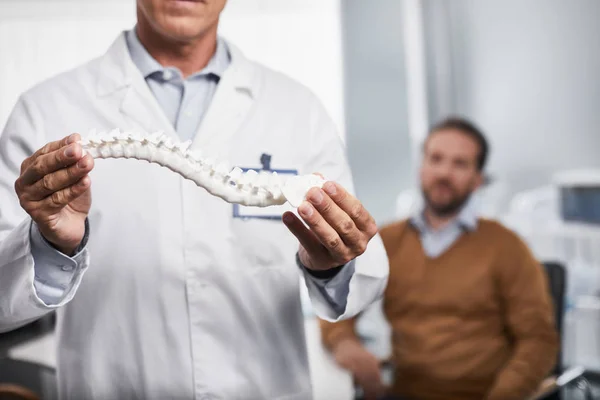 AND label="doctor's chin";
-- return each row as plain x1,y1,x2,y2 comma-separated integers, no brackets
0,1,599,400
